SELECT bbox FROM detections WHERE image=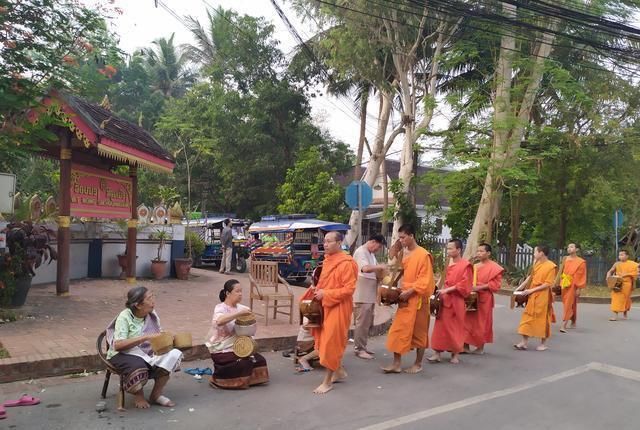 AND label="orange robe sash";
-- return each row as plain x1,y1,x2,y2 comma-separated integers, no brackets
464,260,504,347
431,259,472,353
560,257,586,323
308,252,358,371
518,260,556,339
385,246,435,354
611,260,638,313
